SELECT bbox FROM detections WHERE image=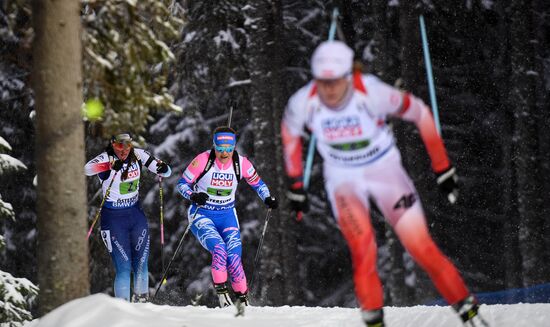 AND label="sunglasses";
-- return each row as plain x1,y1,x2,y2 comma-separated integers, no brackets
214,145,235,153
112,141,132,151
